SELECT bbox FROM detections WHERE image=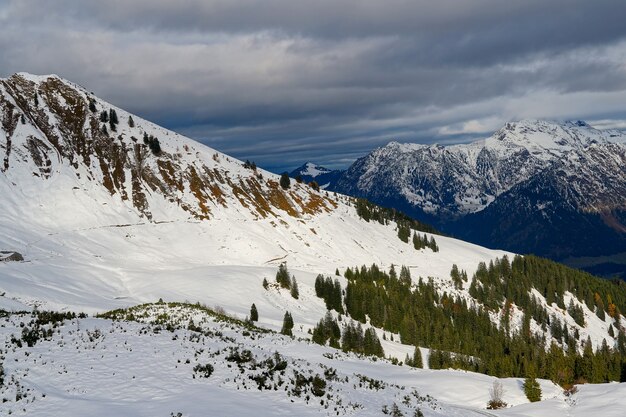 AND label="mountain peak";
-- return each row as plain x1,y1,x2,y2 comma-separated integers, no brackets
0,72,338,228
